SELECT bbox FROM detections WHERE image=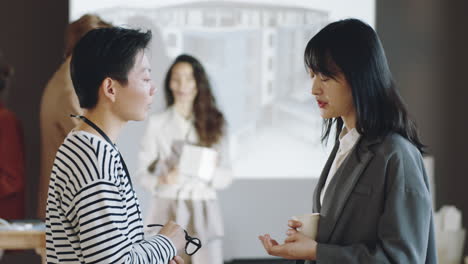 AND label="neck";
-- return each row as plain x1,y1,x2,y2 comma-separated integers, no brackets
342,111,357,131
76,107,126,143
173,101,193,120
